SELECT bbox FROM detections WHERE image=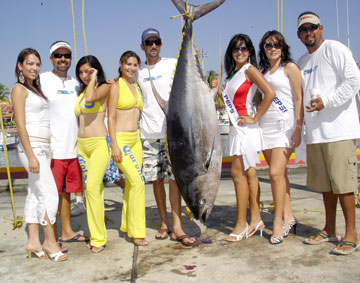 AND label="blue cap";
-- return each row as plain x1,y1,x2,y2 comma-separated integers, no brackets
141,28,161,42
